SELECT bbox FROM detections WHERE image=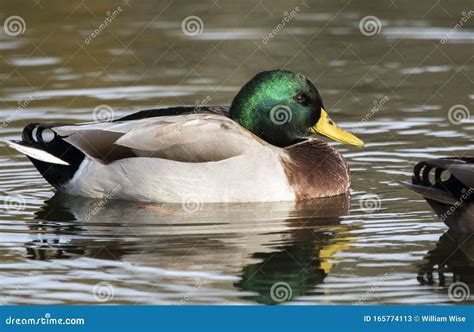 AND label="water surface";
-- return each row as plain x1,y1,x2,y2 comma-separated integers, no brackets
0,0,473,304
